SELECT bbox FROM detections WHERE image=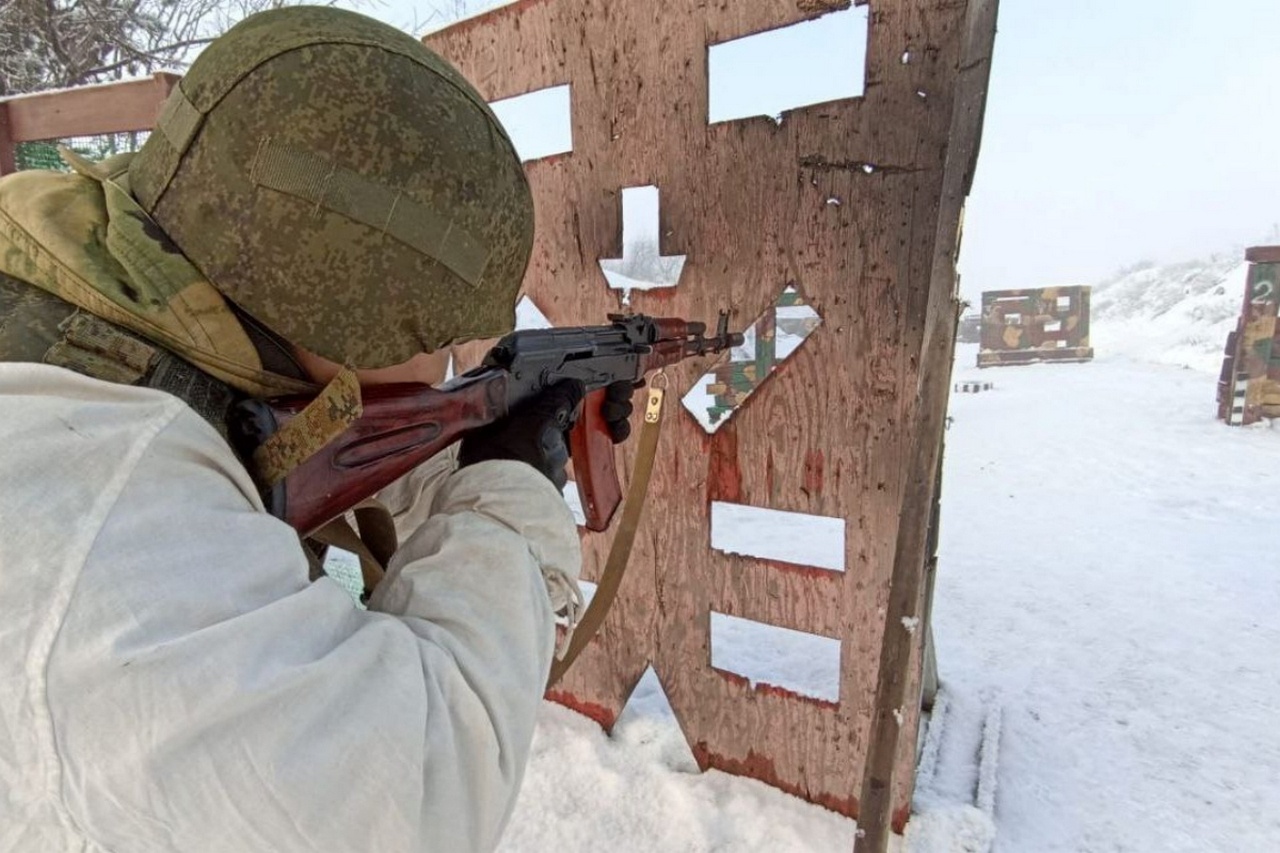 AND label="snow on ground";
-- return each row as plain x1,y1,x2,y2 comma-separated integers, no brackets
936,344,1280,852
